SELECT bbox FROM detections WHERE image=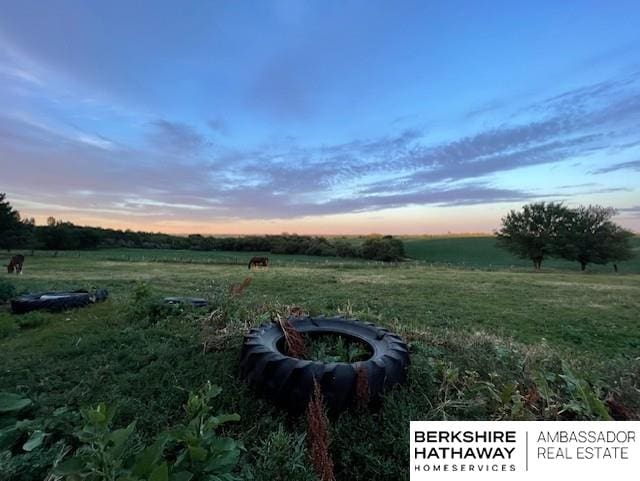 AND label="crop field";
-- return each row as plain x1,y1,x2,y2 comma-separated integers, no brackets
1,242,639,480
404,235,640,272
